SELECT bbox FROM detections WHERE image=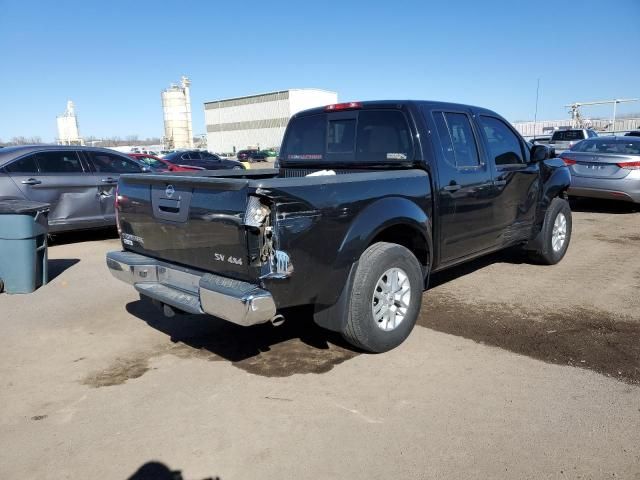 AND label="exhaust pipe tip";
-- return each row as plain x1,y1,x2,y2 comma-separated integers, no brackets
270,314,285,327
